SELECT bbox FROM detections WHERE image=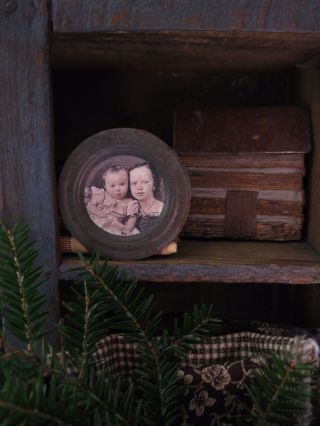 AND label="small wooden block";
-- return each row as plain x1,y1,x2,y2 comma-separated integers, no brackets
240,191,258,238
225,191,242,238
174,107,310,241
174,107,311,154
225,191,257,239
